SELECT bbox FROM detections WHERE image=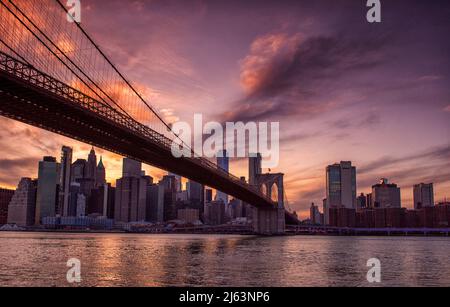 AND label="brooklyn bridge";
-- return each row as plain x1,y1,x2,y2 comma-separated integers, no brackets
0,0,299,234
